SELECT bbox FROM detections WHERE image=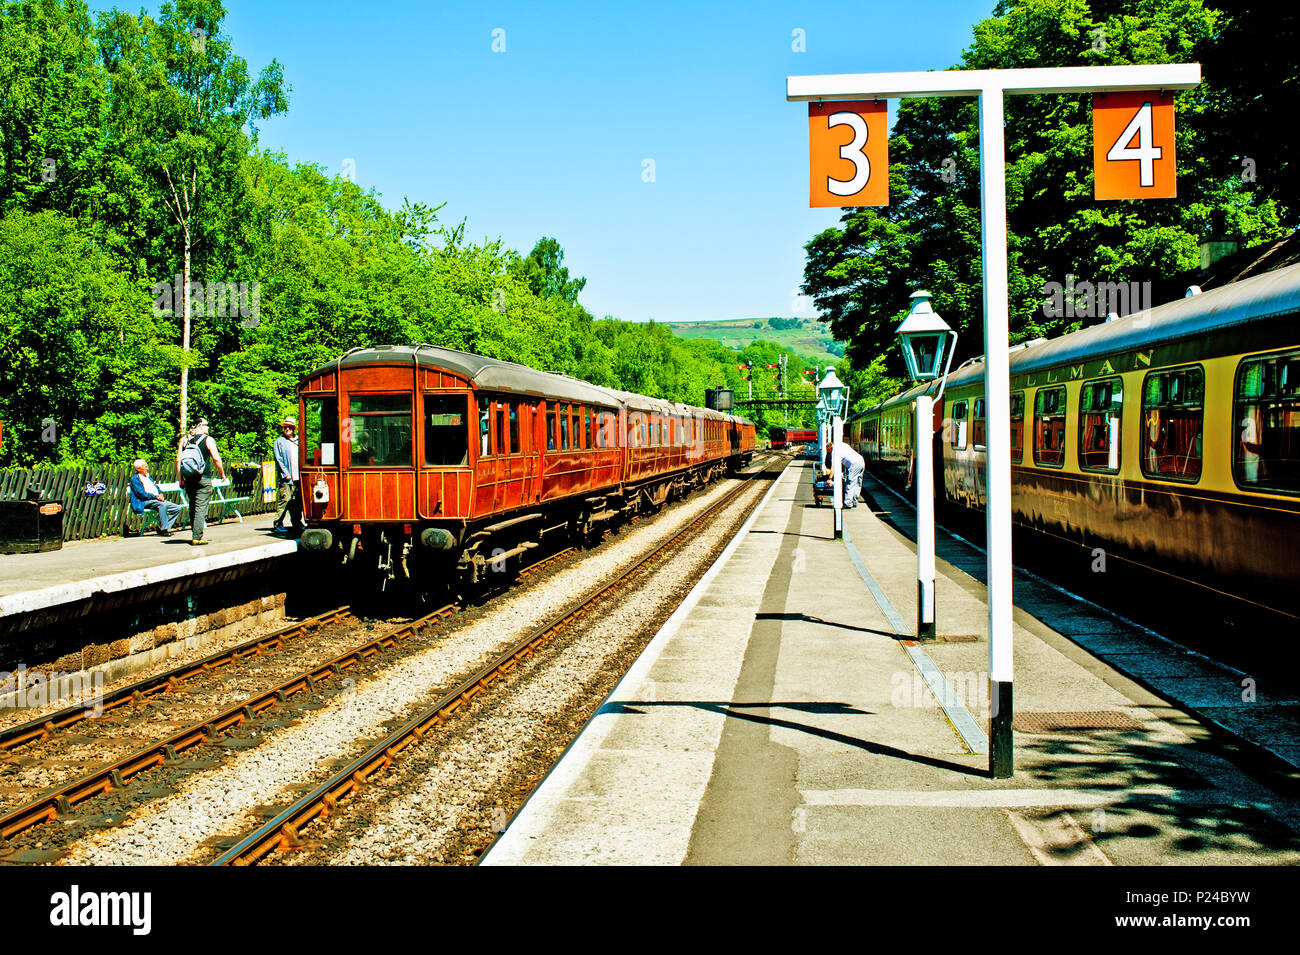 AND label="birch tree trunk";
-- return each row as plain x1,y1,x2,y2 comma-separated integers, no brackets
180,234,190,434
